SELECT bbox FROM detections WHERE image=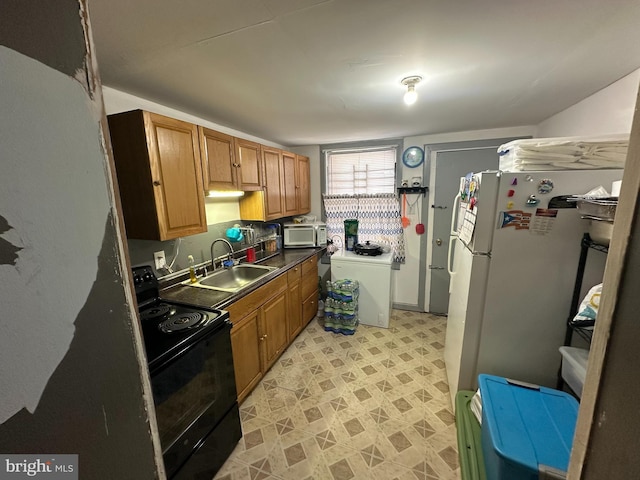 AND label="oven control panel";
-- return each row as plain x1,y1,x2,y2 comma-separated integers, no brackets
132,265,159,302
